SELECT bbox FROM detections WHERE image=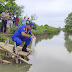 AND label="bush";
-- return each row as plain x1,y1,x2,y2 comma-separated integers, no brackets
8,26,19,34
7,22,61,36
64,12,72,32
0,35,7,42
